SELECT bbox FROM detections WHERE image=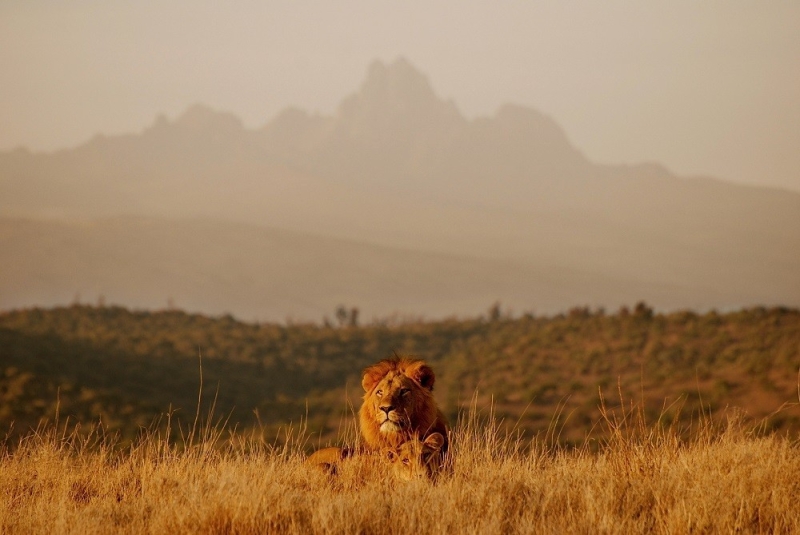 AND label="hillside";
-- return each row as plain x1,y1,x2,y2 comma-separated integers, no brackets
0,216,713,321
1,305,798,446
1,58,798,317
